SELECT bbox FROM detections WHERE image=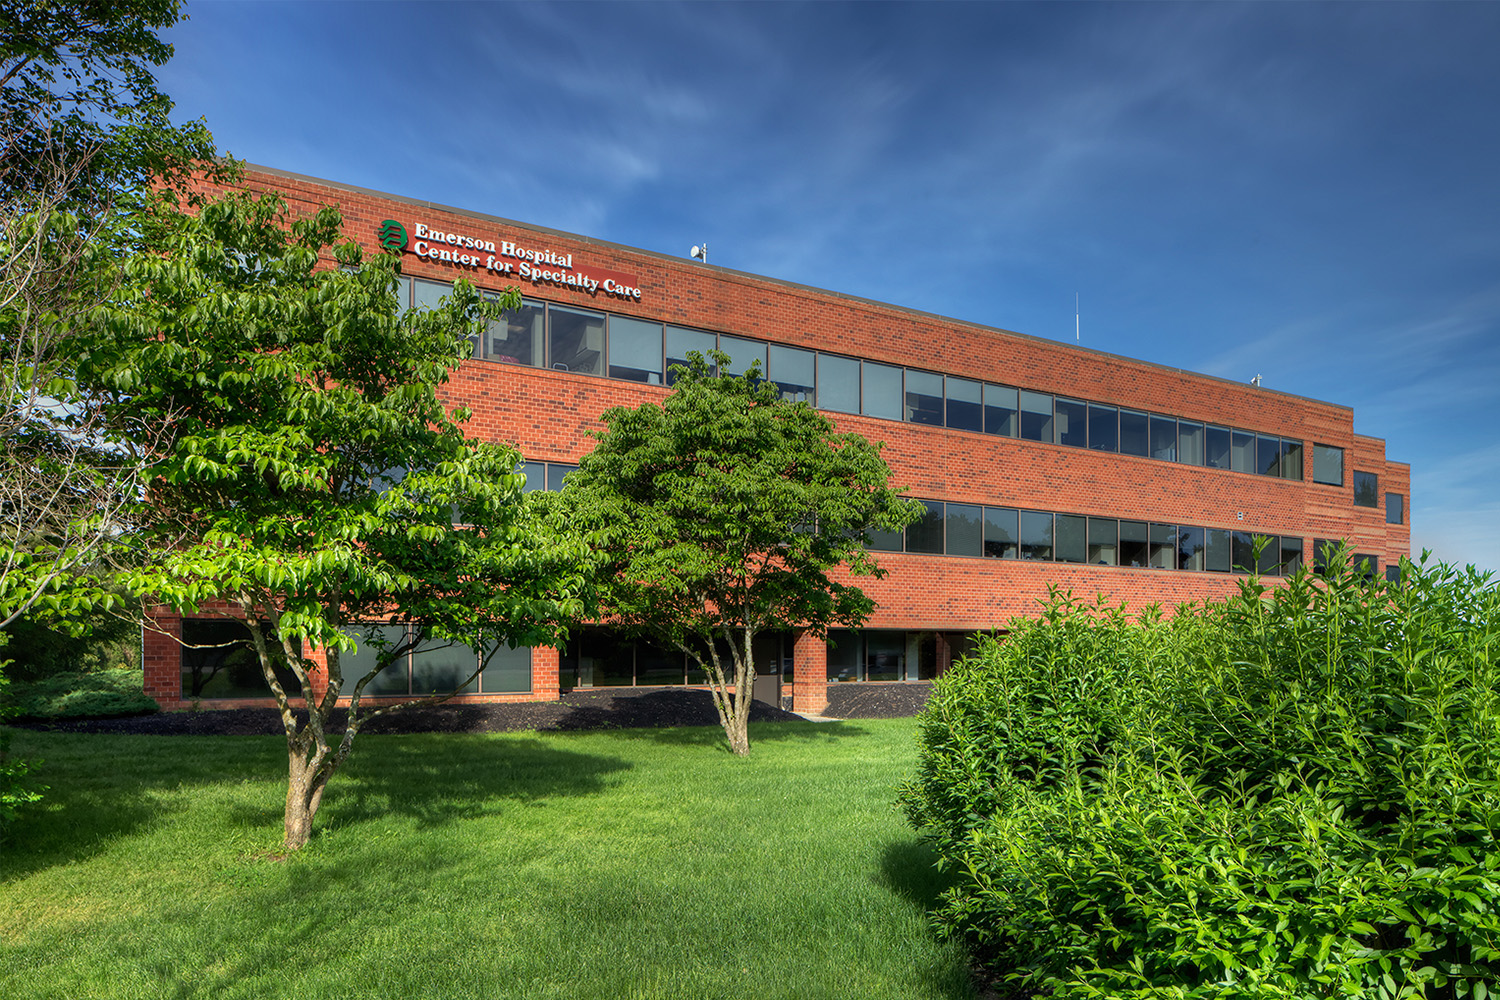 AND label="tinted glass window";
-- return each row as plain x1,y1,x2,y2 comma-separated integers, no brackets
546,464,576,491
1177,525,1205,571
1019,510,1053,560
1088,405,1118,452
607,316,663,384
1150,416,1177,462
1230,431,1255,473
1054,514,1086,563
946,503,983,557
905,370,944,426
665,326,716,383
1281,440,1303,481
1386,493,1403,524
983,507,1018,559
1019,391,1053,442
1257,536,1283,576
1205,426,1231,469
1354,471,1379,507
1353,553,1378,579
340,624,406,697
1120,410,1150,457
412,278,447,311
817,353,860,413
1231,531,1256,573
1313,539,1340,574
411,636,478,695
548,305,605,375
518,461,545,493
479,640,532,694
862,361,903,421
1385,565,1401,584
1149,523,1174,569
946,377,983,433
1119,520,1148,567
484,294,543,366
1205,528,1231,572
983,385,1018,437
906,500,946,554
1312,444,1344,485
1178,422,1204,466
866,521,903,552
864,632,904,682
1281,537,1304,575
1055,398,1088,447
1257,435,1282,477
826,629,860,682
719,335,766,378
1088,518,1117,565
767,344,815,403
